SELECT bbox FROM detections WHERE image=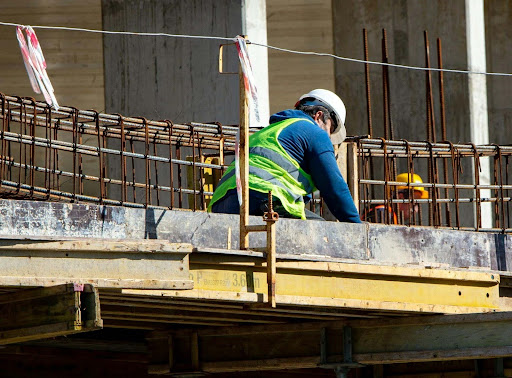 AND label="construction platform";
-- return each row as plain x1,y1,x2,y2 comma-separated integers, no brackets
3,94,512,376
0,199,512,377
